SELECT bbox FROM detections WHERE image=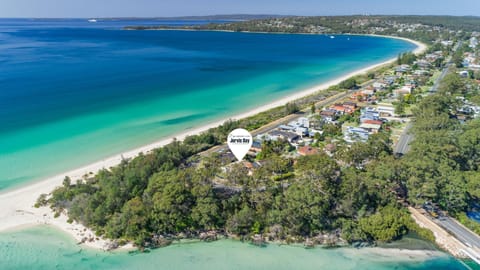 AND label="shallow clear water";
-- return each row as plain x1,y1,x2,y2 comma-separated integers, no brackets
0,226,472,270
0,19,414,190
